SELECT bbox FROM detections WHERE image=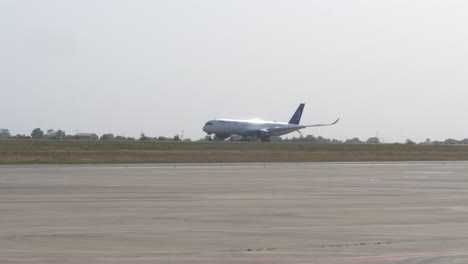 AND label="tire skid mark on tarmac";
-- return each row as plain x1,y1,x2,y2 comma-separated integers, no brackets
2,251,468,262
